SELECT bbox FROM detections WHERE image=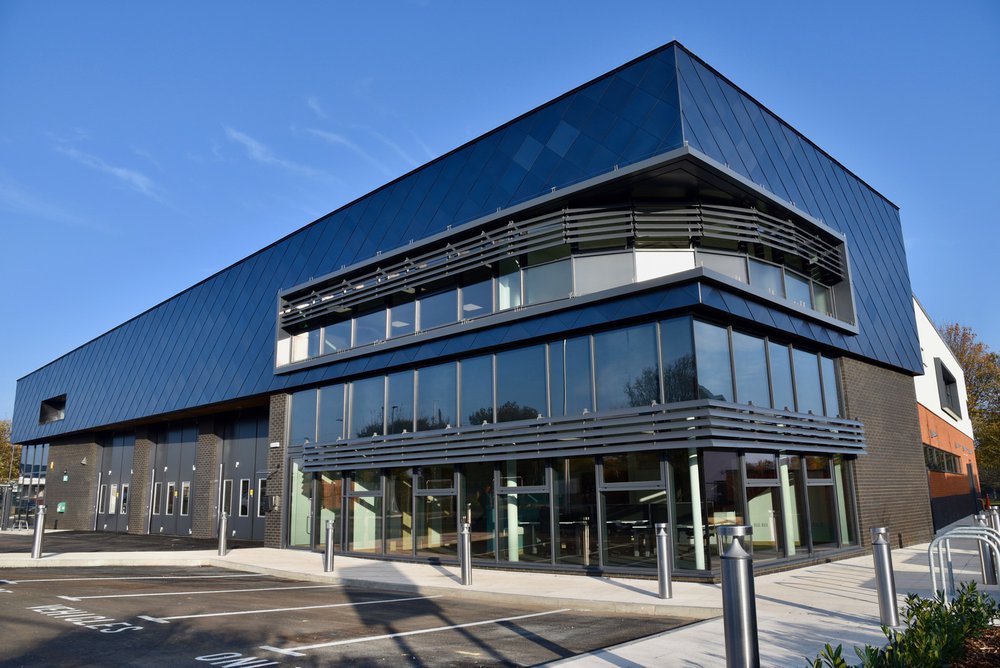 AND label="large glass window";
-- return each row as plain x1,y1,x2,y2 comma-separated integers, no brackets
785,270,812,309
793,349,823,415
388,299,416,338
386,371,414,434
323,319,351,353
385,468,413,556
700,252,747,283
749,259,784,298
601,489,669,568
565,336,593,414
317,384,345,442
495,346,547,422
694,321,733,401
354,308,386,346
289,389,317,447
661,317,697,403
702,450,742,553
768,343,795,411
594,325,659,410
820,356,841,417
419,289,458,330
813,284,833,316
416,362,457,430
496,258,522,310
554,457,597,567
574,253,634,295
732,332,770,407
524,259,572,305
460,278,492,318
461,355,494,425
463,461,496,559
602,451,661,484
351,376,385,438
548,343,565,417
